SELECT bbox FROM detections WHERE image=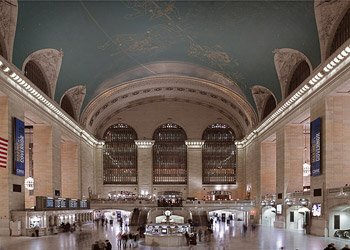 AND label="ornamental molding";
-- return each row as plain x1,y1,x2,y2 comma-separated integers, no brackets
135,140,155,148
81,75,258,138
96,97,245,140
22,48,63,99
185,140,205,149
0,0,17,62
273,48,312,100
315,0,350,62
